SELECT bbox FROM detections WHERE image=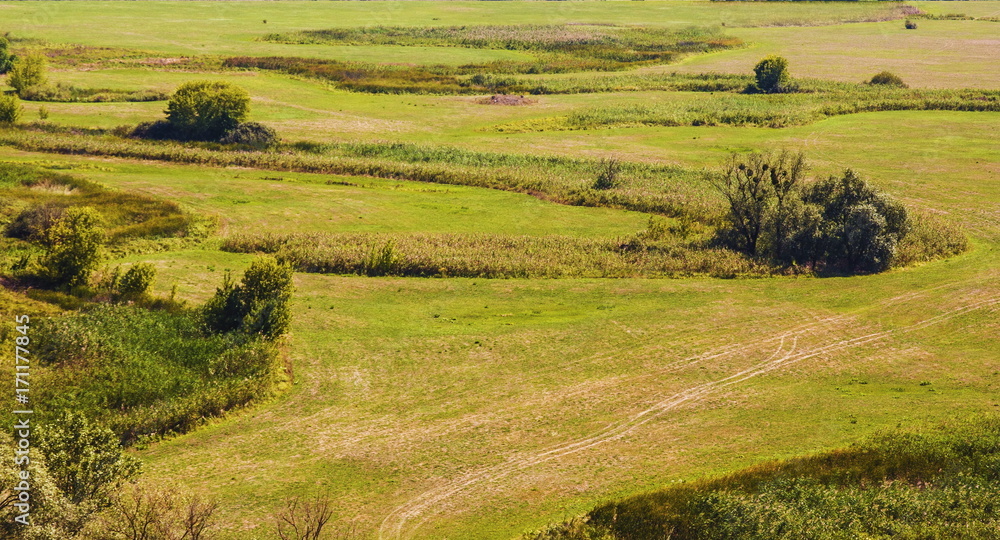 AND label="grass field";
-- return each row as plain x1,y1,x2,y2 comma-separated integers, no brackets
1,2,998,539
